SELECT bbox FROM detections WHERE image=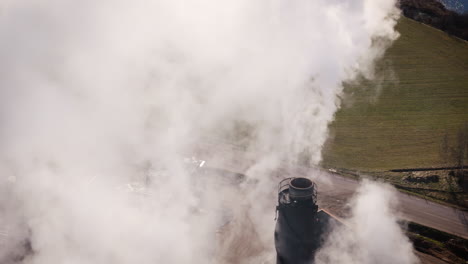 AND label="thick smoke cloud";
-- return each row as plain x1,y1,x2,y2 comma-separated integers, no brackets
0,0,403,263
315,181,419,264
